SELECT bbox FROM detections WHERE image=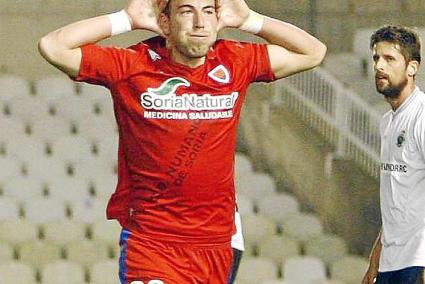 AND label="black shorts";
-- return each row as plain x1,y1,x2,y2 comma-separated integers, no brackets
376,266,425,284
